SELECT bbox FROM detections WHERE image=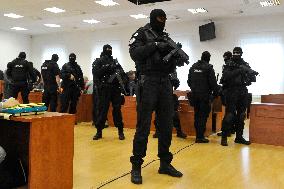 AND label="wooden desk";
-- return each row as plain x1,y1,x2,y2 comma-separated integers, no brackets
178,101,214,136
173,90,190,97
75,94,93,122
17,92,93,123
107,96,155,130
250,103,284,146
0,112,75,189
261,94,284,104
108,96,221,136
